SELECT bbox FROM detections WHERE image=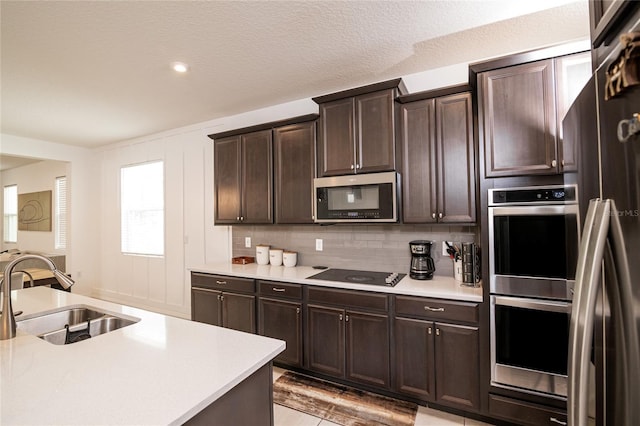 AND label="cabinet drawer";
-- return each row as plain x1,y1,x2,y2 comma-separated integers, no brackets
259,281,302,300
307,286,389,311
395,296,478,324
191,272,255,293
489,394,567,426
